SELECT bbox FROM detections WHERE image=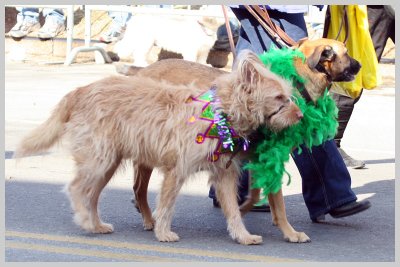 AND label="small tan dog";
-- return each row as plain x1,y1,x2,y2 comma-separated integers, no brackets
16,49,303,245
119,38,361,243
